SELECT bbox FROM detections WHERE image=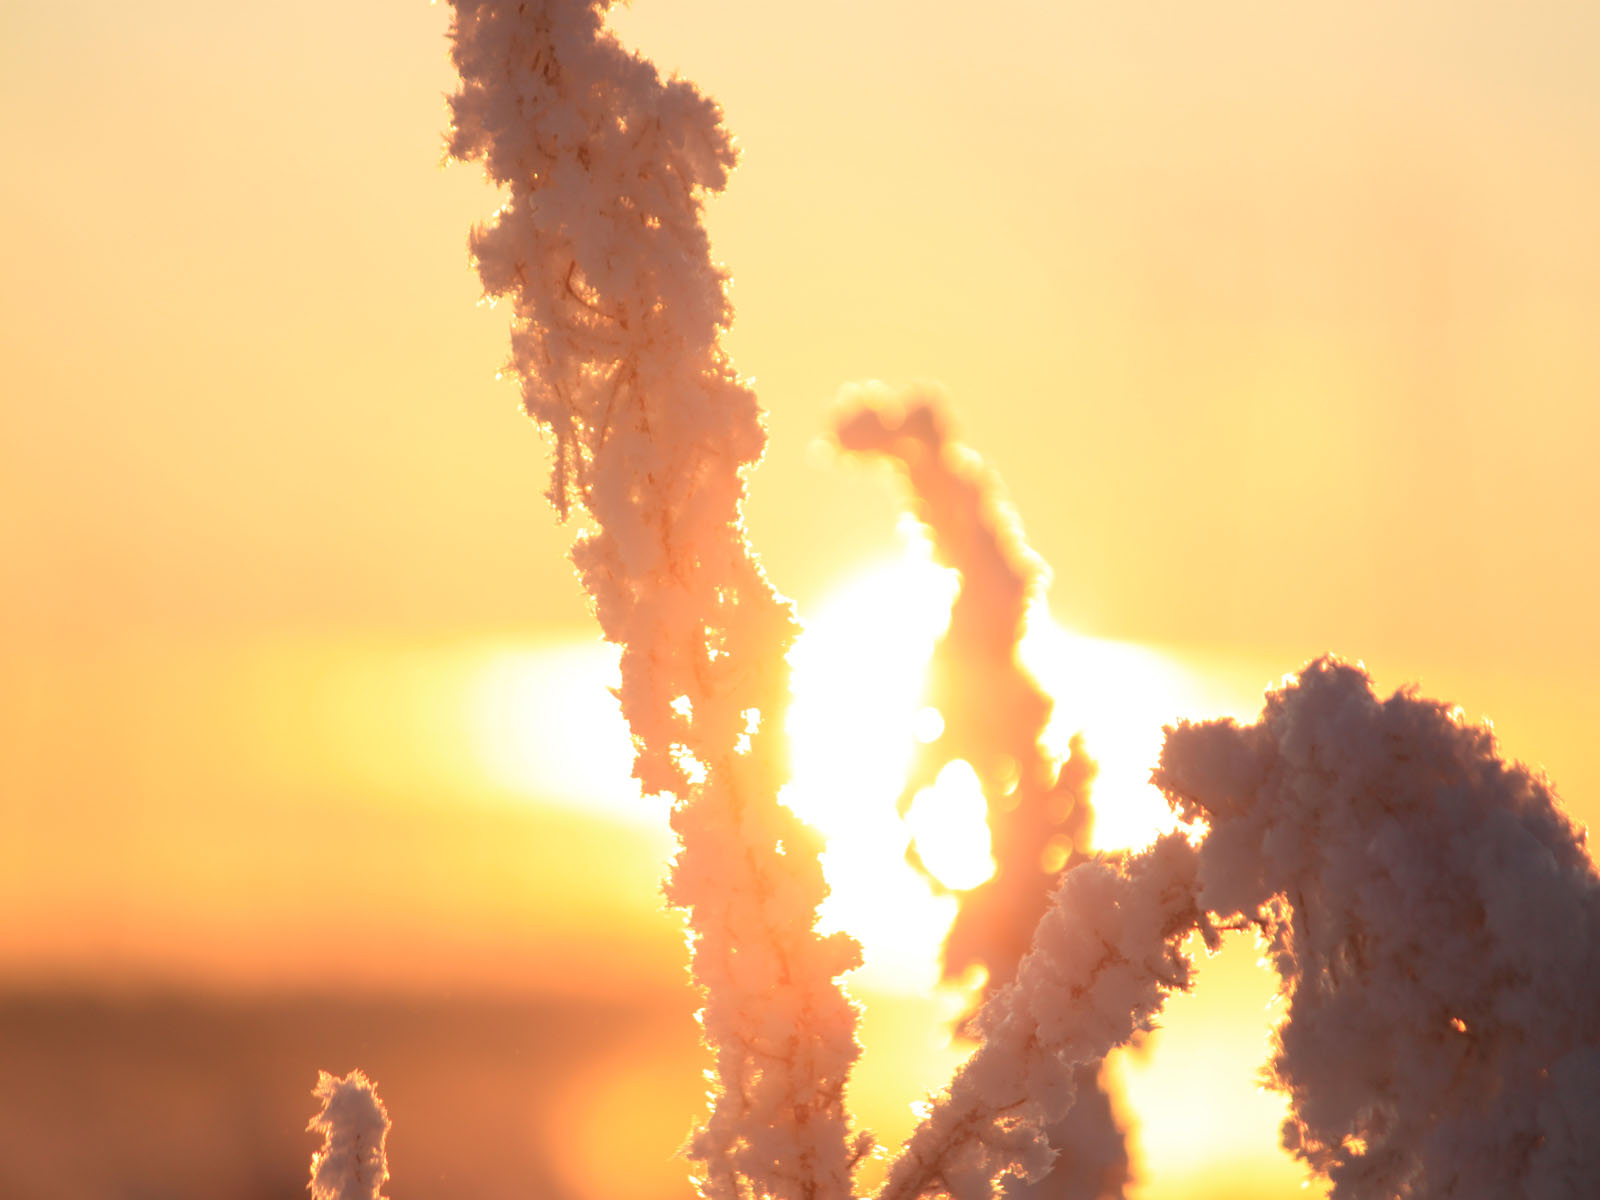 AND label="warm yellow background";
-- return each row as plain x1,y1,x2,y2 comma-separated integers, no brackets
3,2,1597,1198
